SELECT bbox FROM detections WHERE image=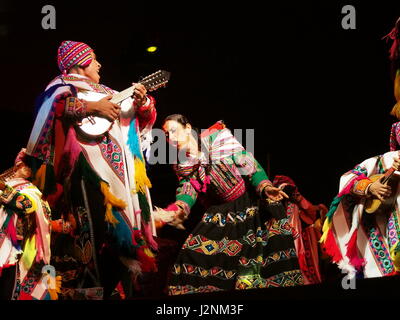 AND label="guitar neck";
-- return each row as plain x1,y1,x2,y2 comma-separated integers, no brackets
110,80,150,104
382,167,396,184
110,87,135,104
109,70,170,104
